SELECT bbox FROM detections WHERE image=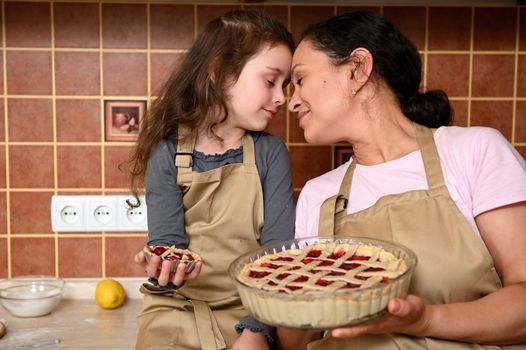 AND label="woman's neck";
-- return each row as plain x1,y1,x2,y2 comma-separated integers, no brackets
350,101,419,166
